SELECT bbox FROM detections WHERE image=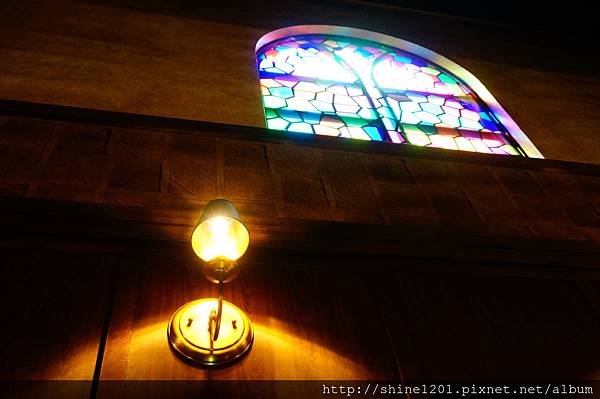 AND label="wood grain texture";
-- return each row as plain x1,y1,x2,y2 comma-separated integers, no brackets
0,248,114,398
98,257,399,383
0,99,598,395
378,271,600,380
2,197,600,273
2,107,600,249
0,207,598,398
0,0,265,129
0,248,113,380
0,0,599,164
